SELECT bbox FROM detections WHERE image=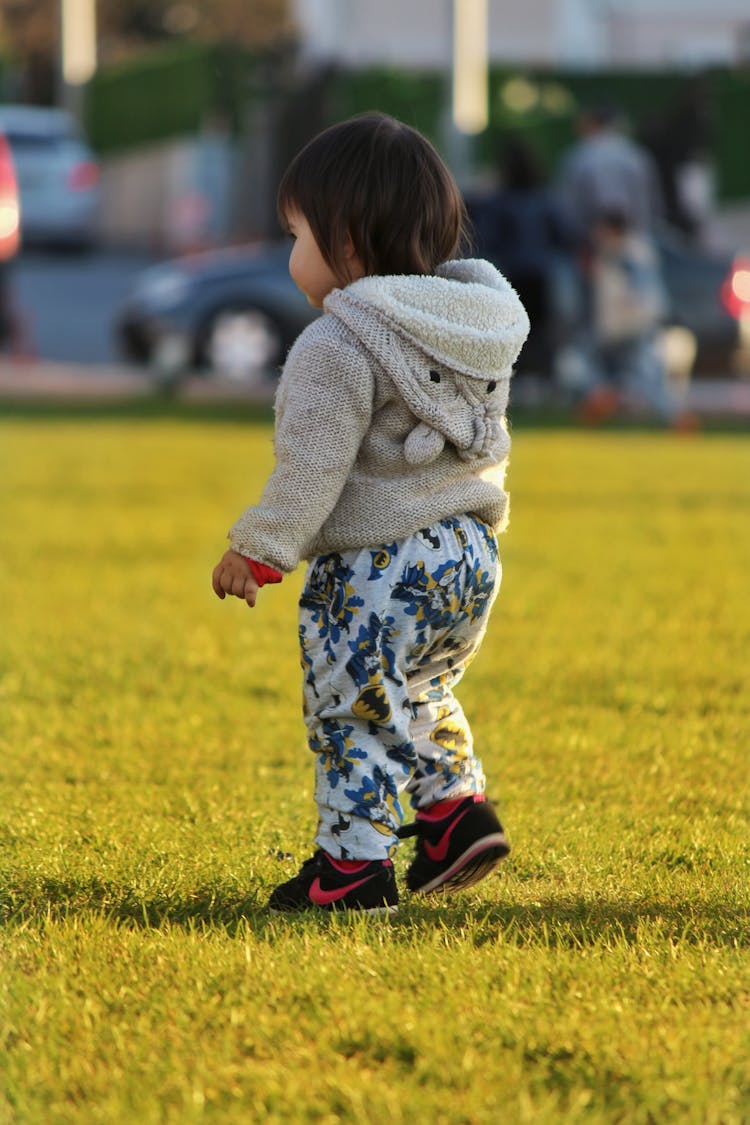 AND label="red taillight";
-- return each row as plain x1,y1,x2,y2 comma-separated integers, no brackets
721,258,750,319
67,160,99,191
0,136,16,190
0,134,20,259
